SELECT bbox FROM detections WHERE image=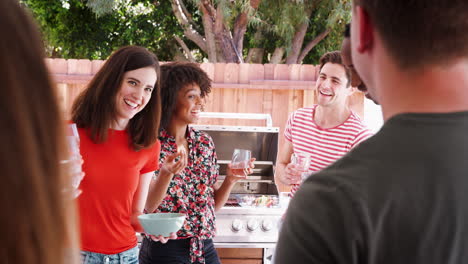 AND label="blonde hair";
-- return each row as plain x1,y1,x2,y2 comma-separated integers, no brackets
0,1,78,263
